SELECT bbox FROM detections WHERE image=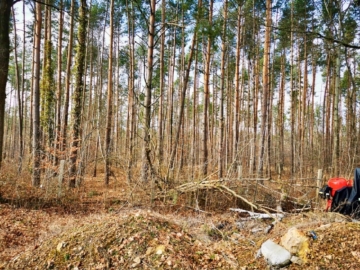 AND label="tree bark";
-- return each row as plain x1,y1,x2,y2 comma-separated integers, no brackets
141,0,156,182
105,0,114,185
11,6,24,170
157,0,166,169
0,0,12,168
61,0,75,154
202,0,213,177
32,1,42,187
68,0,87,187
219,0,227,178
258,0,271,177
54,0,64,166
